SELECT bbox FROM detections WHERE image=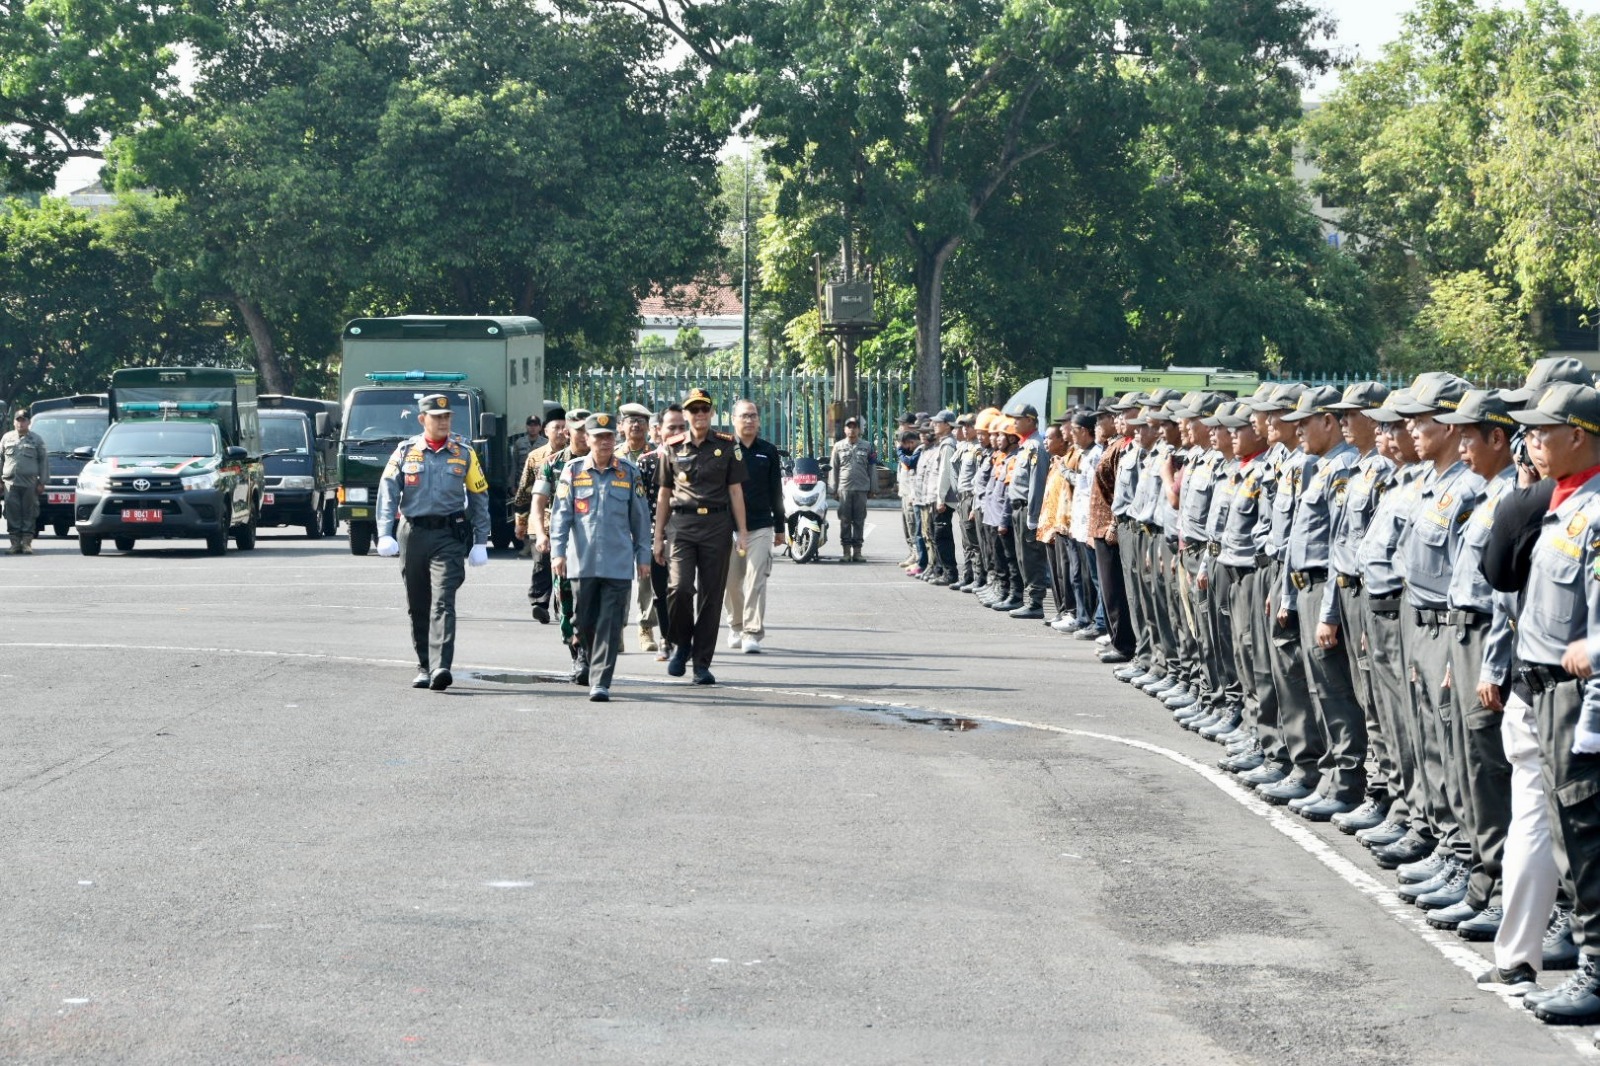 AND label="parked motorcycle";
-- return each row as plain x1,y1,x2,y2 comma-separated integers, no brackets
782,455,830,563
